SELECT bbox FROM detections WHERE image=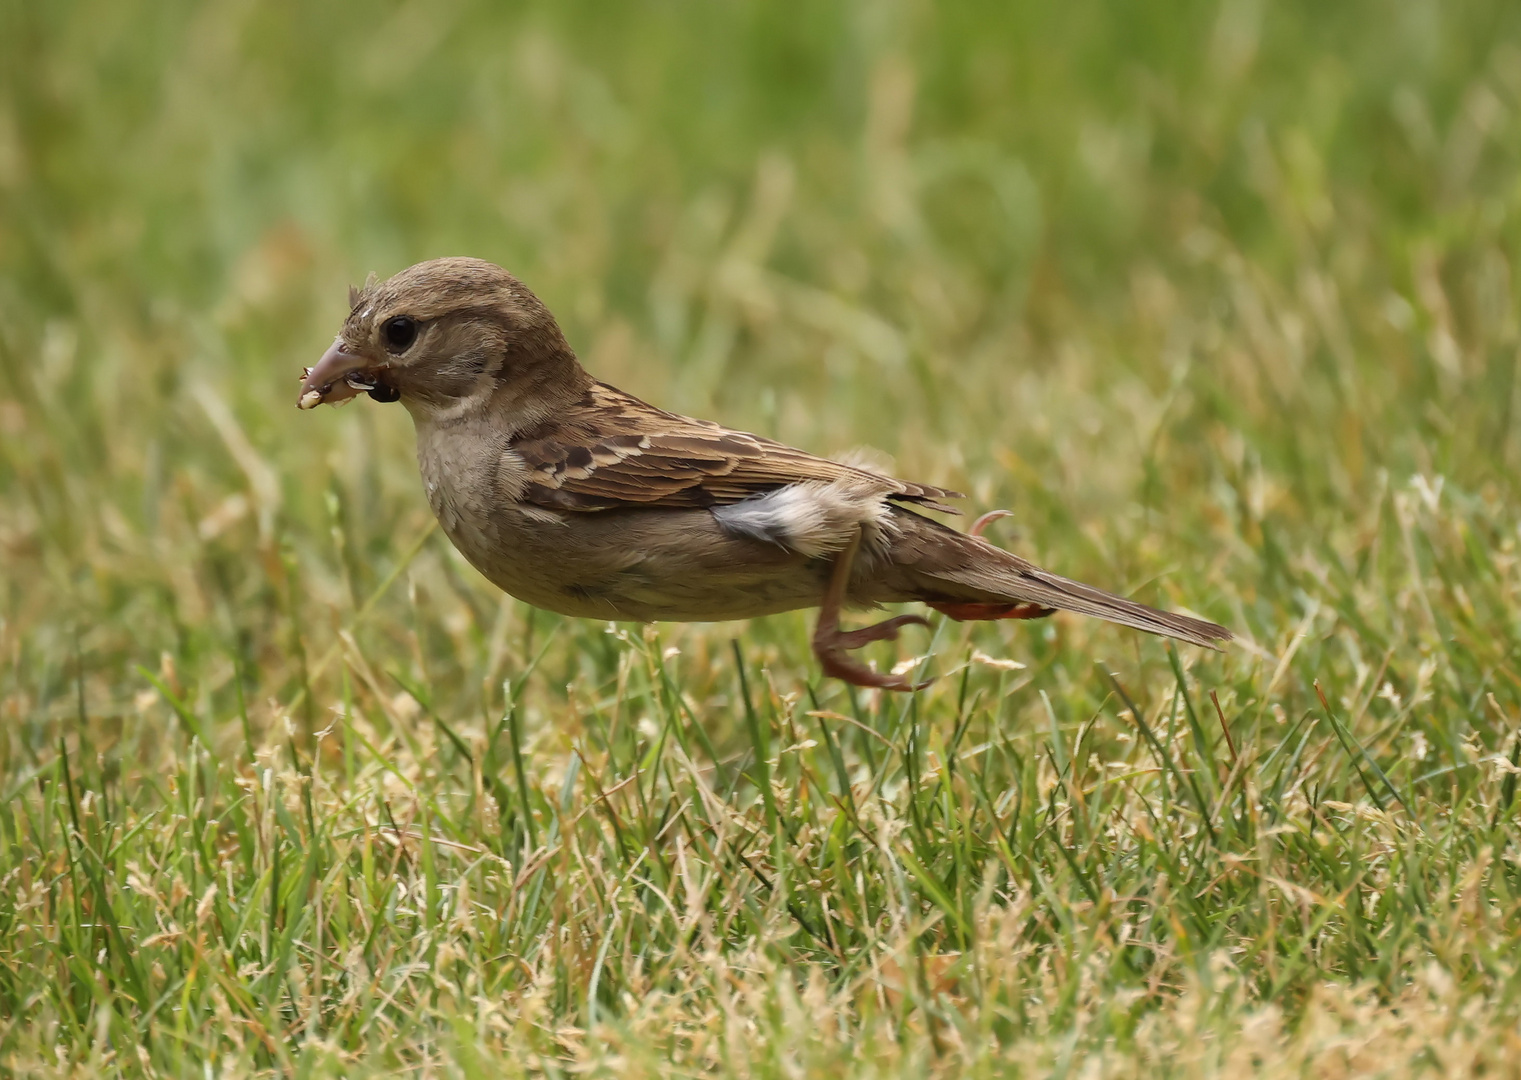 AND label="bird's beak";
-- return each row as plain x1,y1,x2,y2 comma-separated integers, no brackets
297,340,378,409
